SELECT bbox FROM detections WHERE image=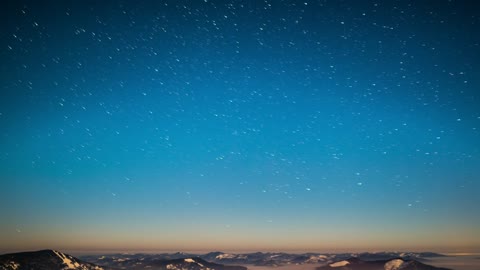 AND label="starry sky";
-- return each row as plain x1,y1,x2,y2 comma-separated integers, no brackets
1,0,479,254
